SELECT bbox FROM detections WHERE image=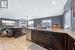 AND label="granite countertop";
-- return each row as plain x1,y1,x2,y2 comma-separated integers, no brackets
26,27,75,40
